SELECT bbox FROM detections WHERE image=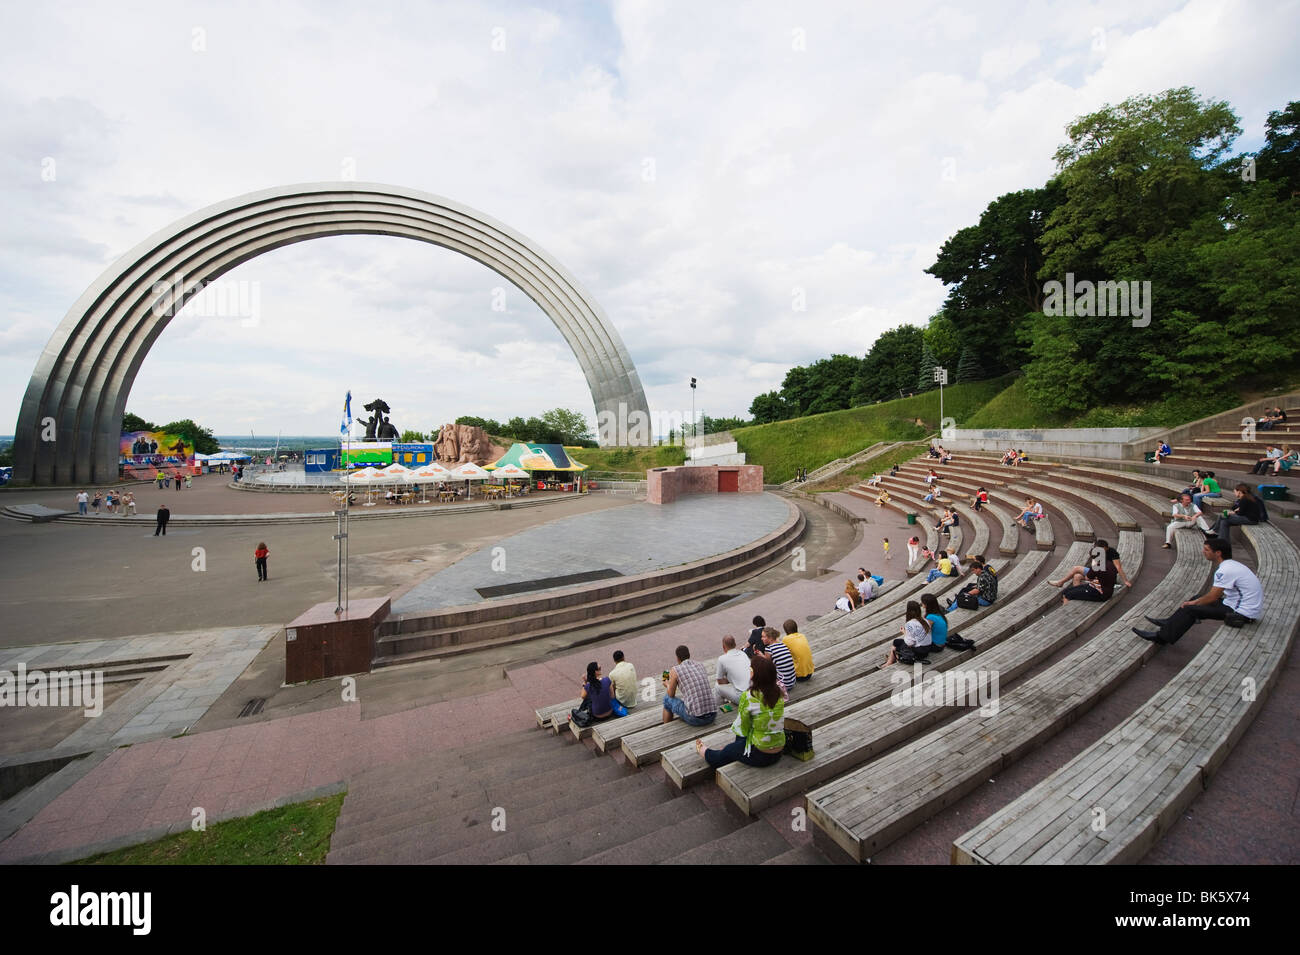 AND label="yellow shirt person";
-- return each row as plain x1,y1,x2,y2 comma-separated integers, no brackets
781,620,814,680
